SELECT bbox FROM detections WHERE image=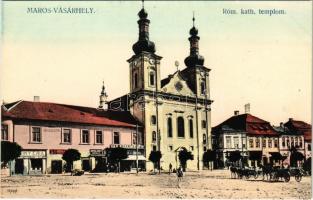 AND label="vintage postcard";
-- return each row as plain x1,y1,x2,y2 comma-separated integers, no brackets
0,0,312,199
